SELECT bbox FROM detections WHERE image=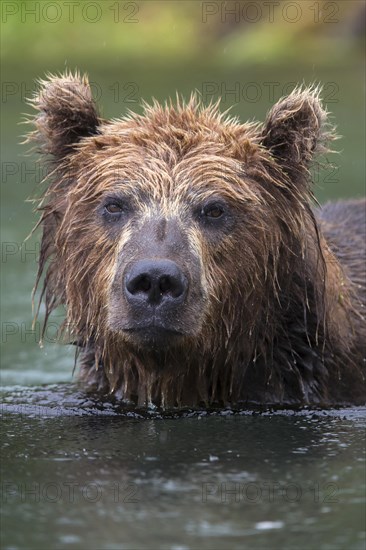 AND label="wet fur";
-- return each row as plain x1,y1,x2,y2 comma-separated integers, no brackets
26,72,365,407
